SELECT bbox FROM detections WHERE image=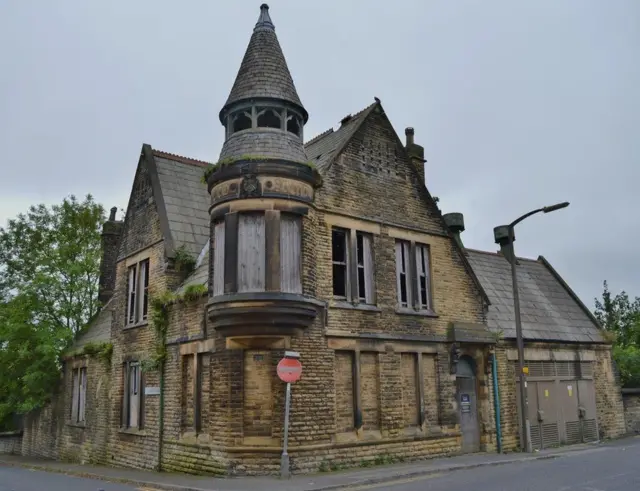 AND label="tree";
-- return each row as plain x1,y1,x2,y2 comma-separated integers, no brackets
0,294,61,427
0,195,105,423
0,195,105,337
595,281,640,388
